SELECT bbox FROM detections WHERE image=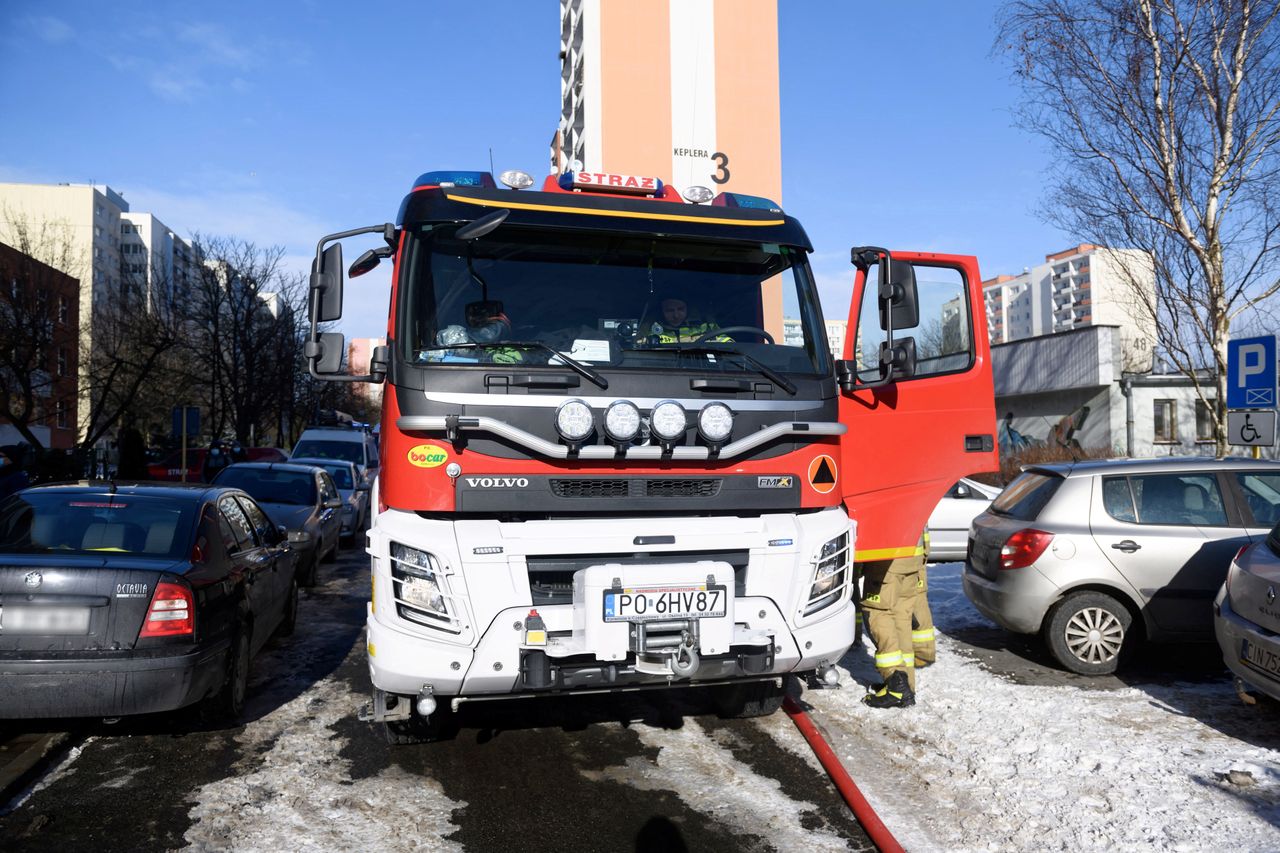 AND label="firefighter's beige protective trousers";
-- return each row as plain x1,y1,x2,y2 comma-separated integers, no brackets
860,555,922,692
912,564,937,666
